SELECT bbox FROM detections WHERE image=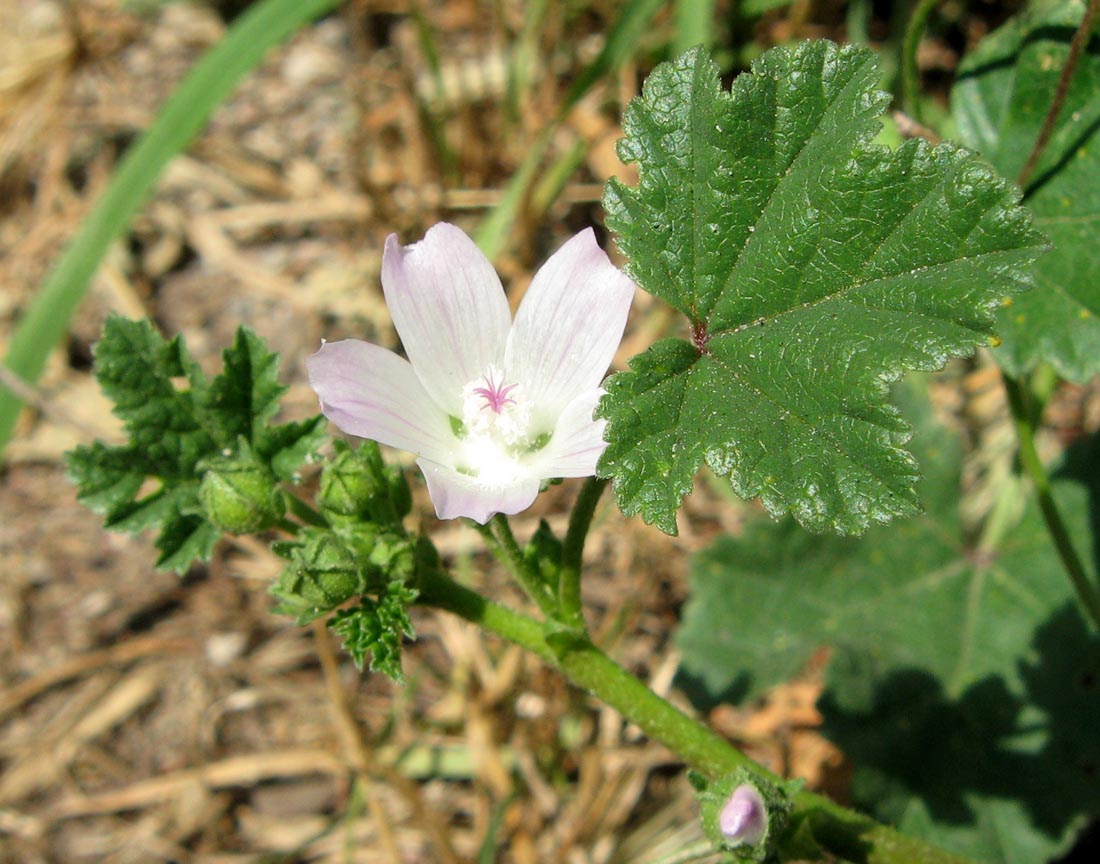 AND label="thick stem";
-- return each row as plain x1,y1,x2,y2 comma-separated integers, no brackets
415,568,973,864
558,477,608,630
1003,374,1100,628
901,0,943,125
1017,0,1100,192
